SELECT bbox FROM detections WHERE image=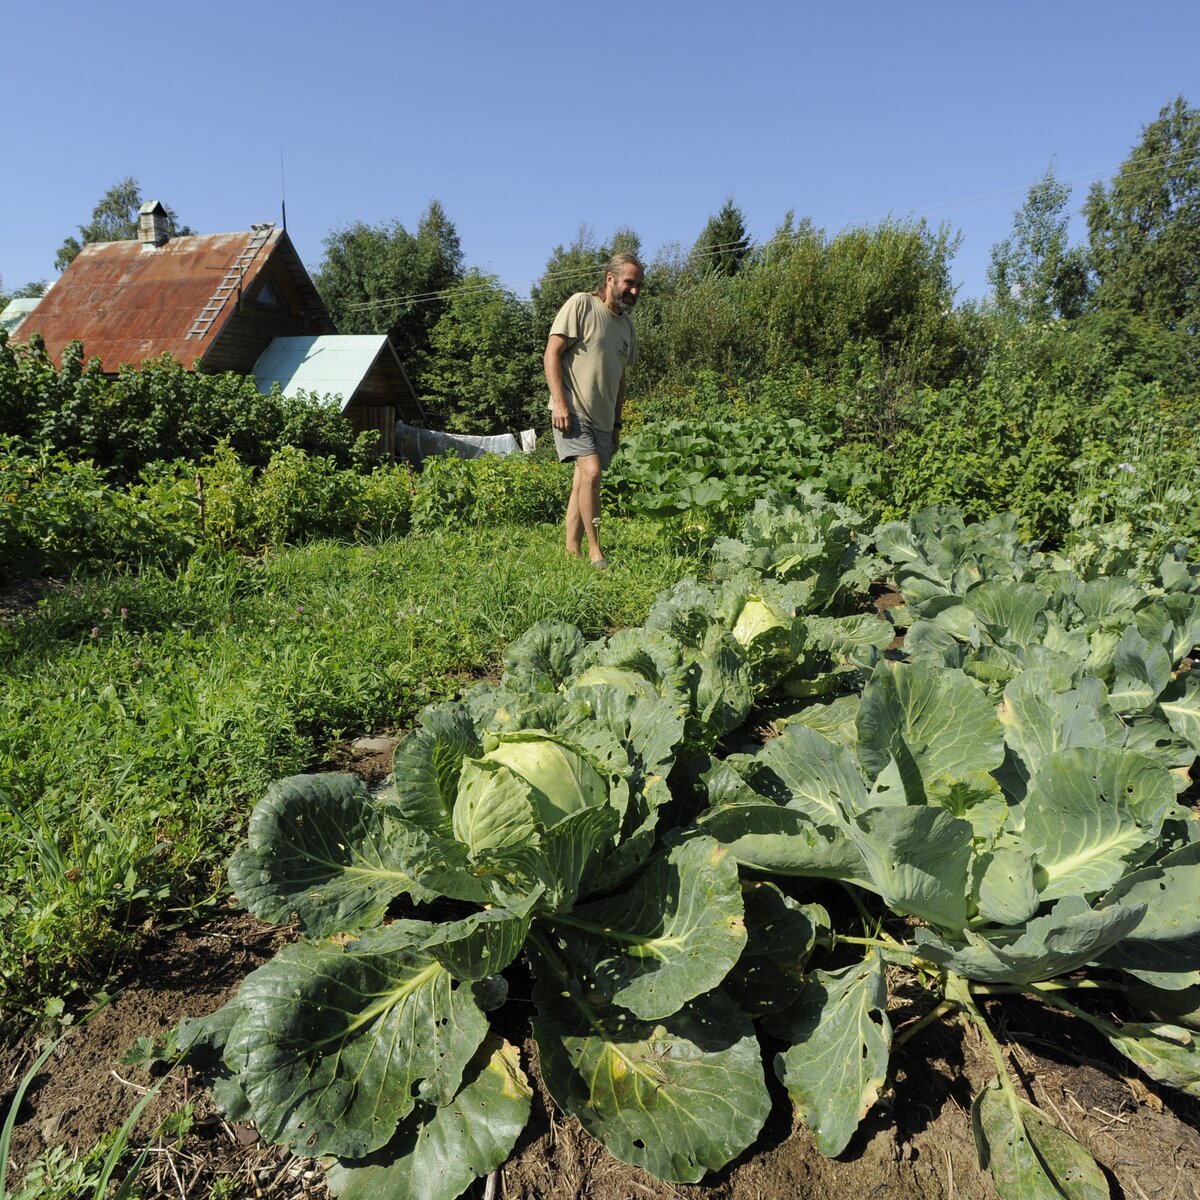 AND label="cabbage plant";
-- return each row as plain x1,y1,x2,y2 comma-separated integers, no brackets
179,684,815,1198
697,658,1200,1198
